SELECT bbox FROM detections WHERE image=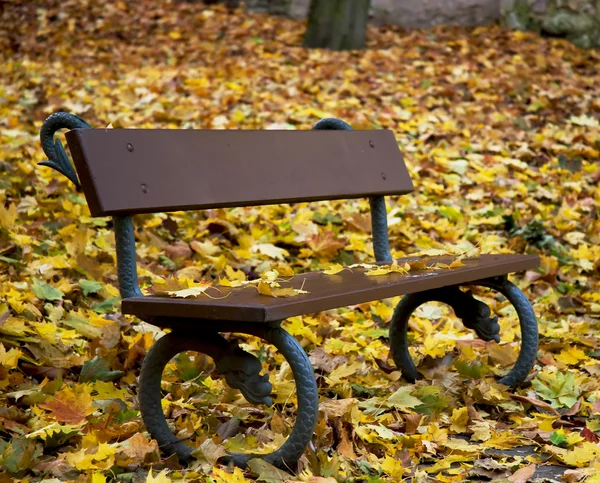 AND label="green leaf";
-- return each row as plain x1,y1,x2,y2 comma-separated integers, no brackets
79,356,124,383
351,383,380,398
386,386,422,411
115,409,139,424
174,352,203,381
2,438,40,473
363,328,389,339
61,316,102,339
79,279,102,296
31,279,64,301
247,458,293,483
550,431,567,447
92,297,119,314
313,212,343,225
413,386,453,416
532,371,580,409
439,205,464,222
455,360,489,379
0,255,21,265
